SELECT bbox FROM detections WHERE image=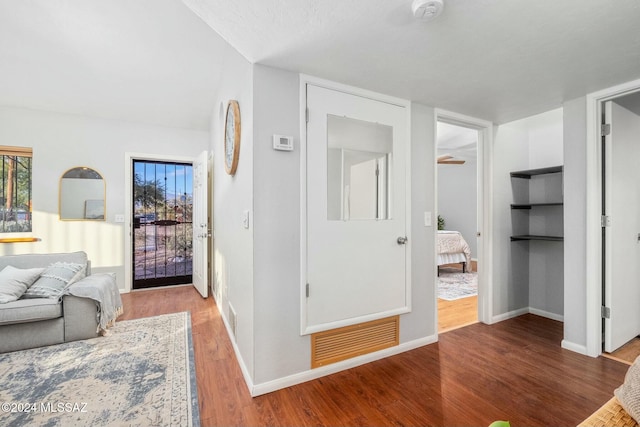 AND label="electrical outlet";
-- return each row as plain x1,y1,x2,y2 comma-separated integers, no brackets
115,214,125,223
